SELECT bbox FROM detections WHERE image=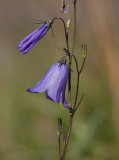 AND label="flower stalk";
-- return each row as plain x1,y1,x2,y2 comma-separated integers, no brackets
68,0,77,105
72,0,77,53
52,17,69,52
58,118,62,158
